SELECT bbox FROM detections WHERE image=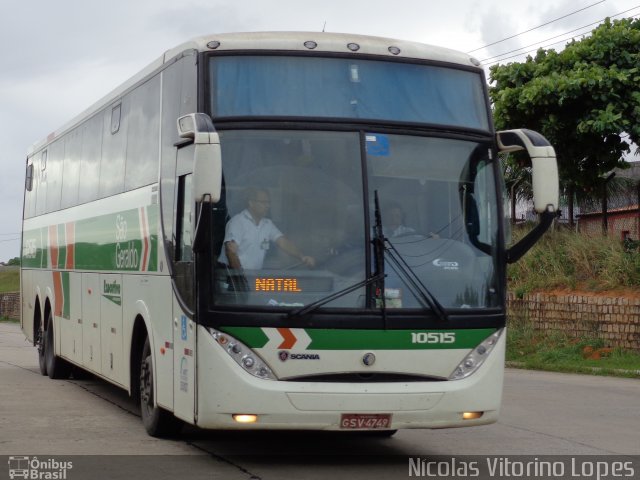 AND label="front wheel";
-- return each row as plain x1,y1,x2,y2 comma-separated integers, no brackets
139,337,183,437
